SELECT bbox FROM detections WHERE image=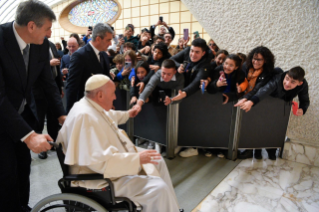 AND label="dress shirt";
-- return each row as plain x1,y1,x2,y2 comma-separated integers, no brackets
89,41,101,62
